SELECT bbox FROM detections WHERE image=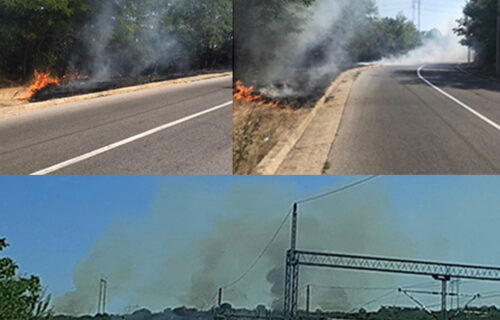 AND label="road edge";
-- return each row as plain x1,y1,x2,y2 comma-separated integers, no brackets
1,72,232,119
455,64,500,83
255,65,377,175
